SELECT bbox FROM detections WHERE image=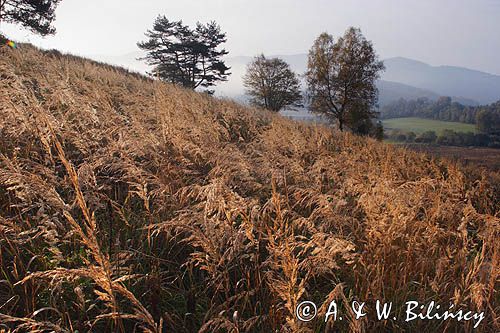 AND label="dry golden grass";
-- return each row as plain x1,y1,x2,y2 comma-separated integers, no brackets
0,44,498,332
